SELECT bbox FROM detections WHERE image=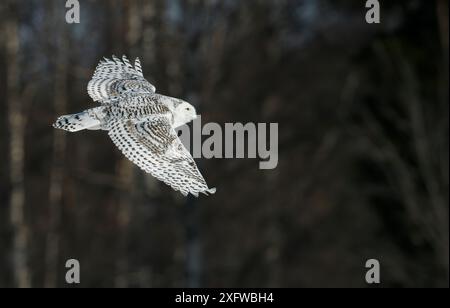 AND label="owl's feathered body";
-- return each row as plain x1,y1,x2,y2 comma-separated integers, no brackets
53,55,215,197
